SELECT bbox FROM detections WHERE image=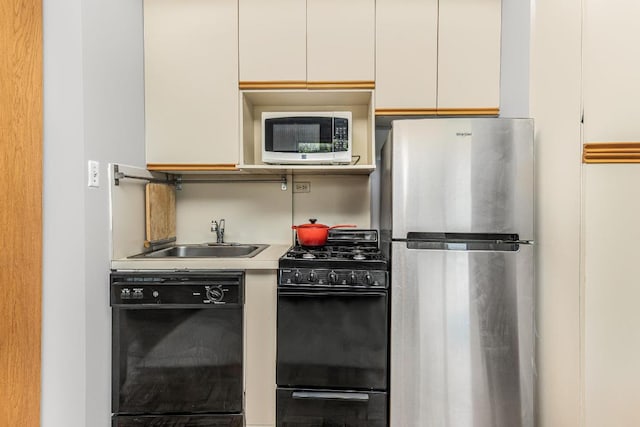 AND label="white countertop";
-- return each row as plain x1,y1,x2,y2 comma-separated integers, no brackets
110,244,290,271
